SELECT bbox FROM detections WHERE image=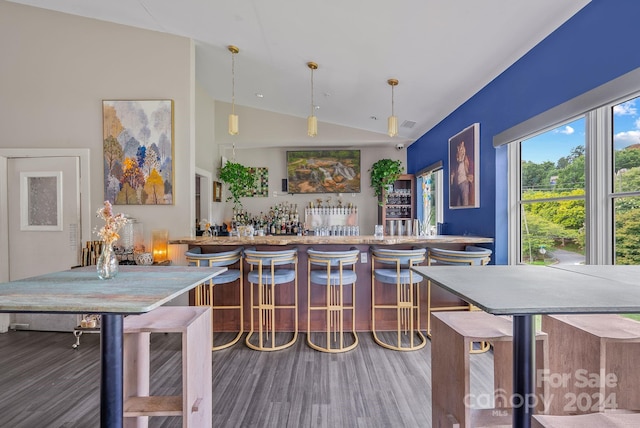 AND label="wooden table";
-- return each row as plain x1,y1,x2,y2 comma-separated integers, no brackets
411,264,640,428
0,265,225,428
